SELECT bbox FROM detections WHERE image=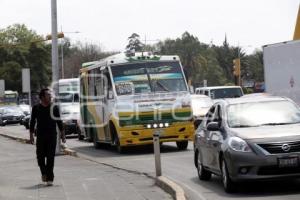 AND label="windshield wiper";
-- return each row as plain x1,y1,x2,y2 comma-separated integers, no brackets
154,80,169,92
259,122,298,126
231,125,256,128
